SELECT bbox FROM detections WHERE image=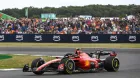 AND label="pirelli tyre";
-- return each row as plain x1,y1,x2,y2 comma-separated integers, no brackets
104,56,120,72
31,58,45,75
60,58,75,74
